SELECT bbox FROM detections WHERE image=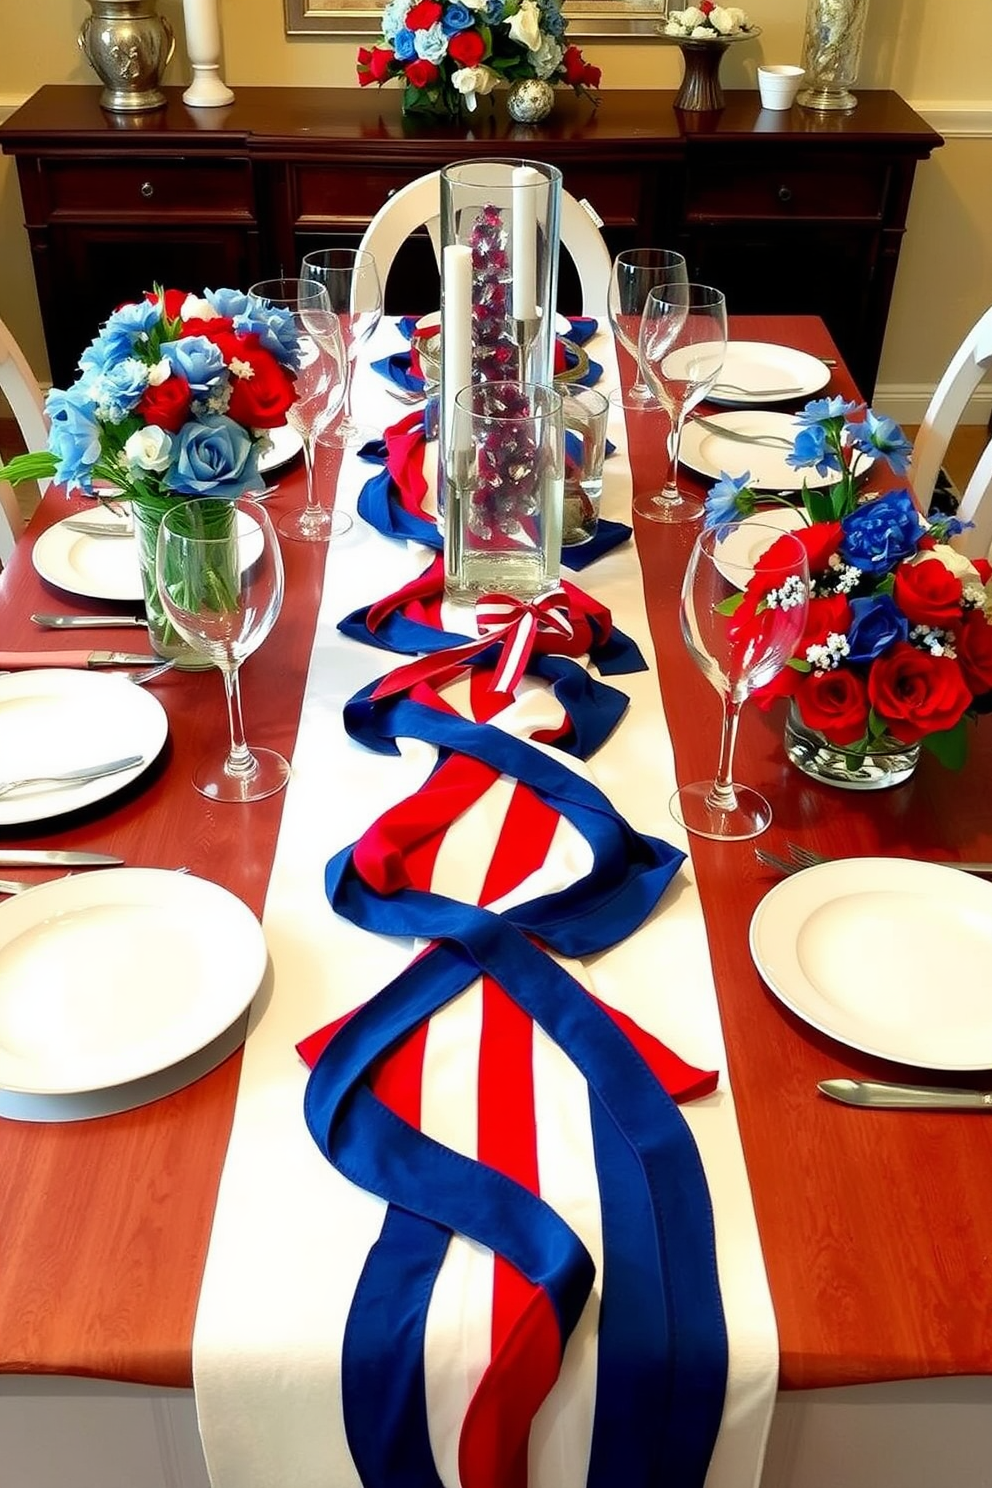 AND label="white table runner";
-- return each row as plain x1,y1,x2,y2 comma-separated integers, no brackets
192,323,778,1488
